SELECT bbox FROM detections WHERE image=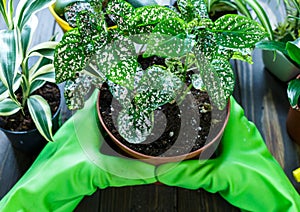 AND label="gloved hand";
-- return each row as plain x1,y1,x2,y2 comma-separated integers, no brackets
0,91,156,212
156,96,300,211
